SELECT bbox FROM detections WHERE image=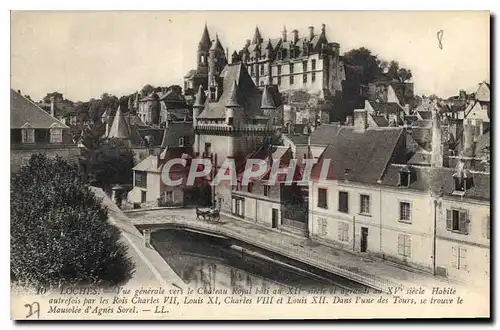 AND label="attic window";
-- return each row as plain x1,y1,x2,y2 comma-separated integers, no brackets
398,166,412,187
